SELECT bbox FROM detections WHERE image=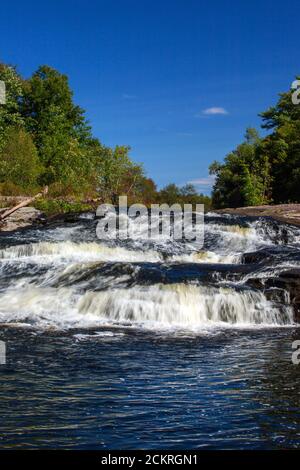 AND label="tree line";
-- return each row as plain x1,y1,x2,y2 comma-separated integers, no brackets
0,63,211,211
210,78,300,208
